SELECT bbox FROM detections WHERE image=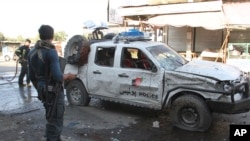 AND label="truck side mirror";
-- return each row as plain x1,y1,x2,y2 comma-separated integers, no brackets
151,65,157,73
